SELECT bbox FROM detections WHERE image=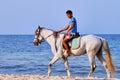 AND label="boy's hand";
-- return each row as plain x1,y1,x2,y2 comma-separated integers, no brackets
56,25,69,33
56,30,61,33
66,31,69,35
